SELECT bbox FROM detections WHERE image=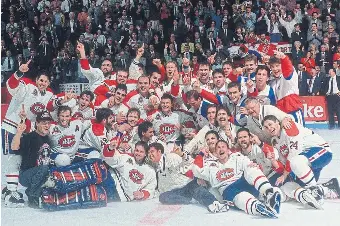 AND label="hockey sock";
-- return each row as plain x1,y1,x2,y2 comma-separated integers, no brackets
290,155,316,186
